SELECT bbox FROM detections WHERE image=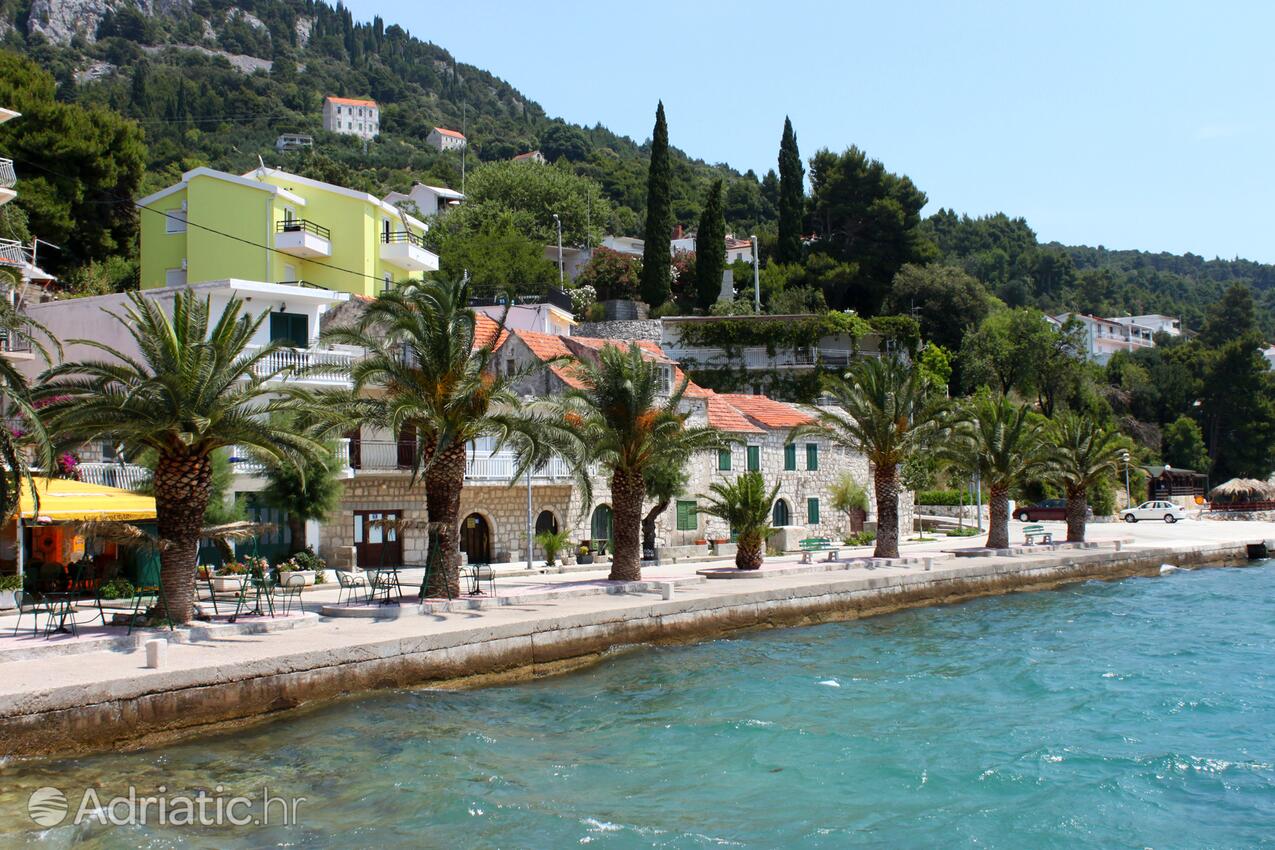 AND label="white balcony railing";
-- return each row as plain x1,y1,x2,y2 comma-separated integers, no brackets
75,462,152,491
246,345,355,384
0,238,26,267
0,158,15,190
342,440,573,482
